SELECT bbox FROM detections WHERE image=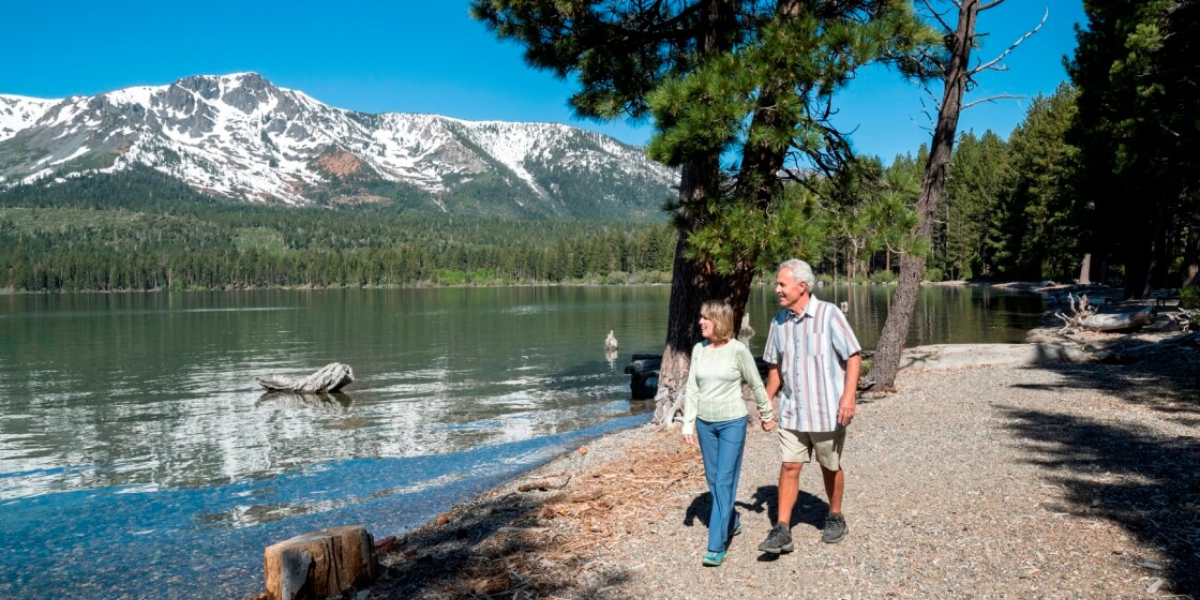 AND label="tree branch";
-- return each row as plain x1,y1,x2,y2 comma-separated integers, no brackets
919,0,955,34
969,8,1048,76
979,0,1009,11
962,93,1025,110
